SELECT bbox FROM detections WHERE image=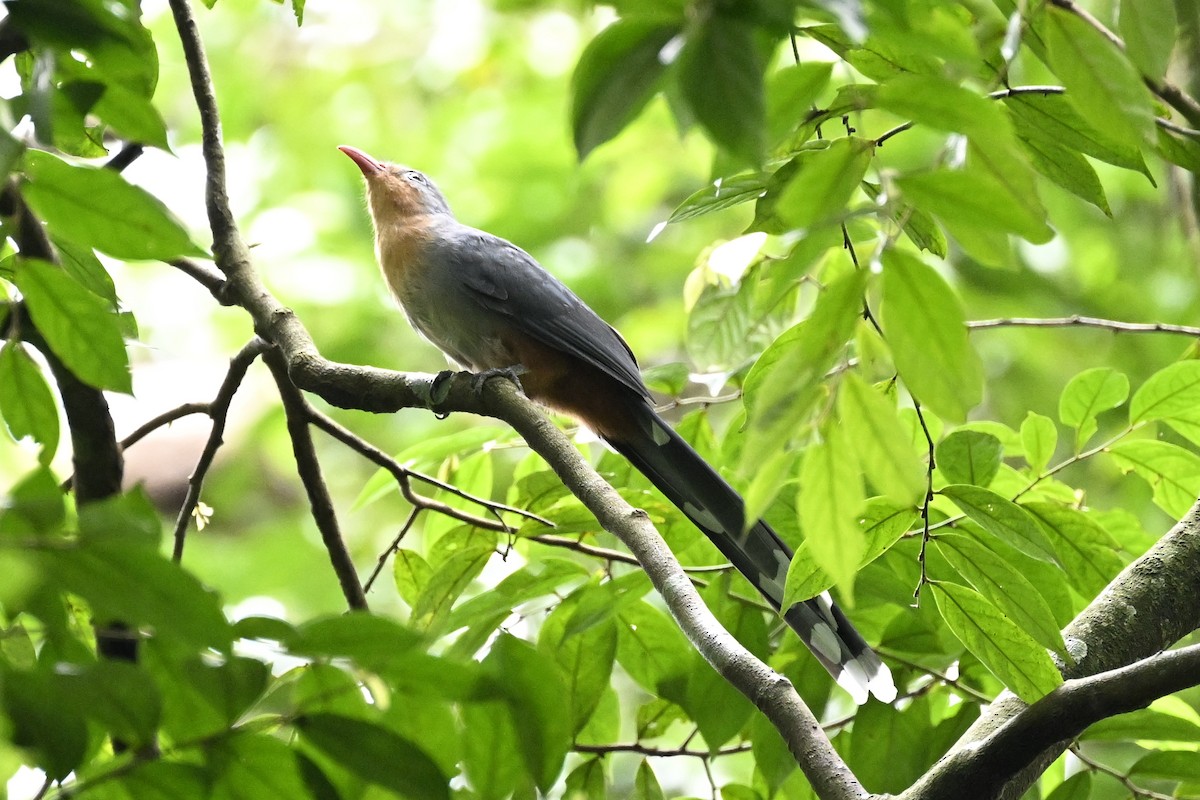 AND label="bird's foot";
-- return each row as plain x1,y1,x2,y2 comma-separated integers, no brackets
430,370,458,413
471,365,527,397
